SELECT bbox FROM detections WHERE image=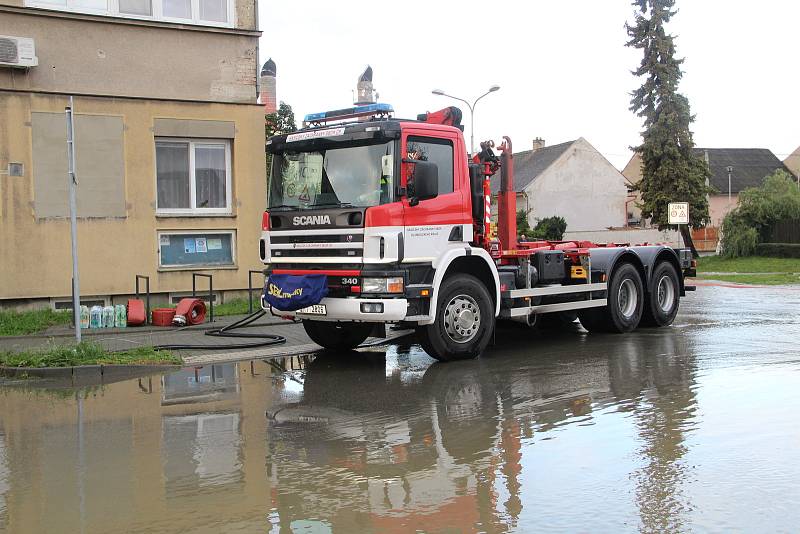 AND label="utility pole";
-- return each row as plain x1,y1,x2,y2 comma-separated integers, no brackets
66,97,81,342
